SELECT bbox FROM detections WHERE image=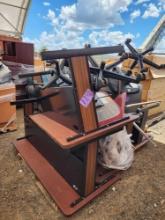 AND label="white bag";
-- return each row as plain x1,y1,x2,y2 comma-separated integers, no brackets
98,127,134,170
